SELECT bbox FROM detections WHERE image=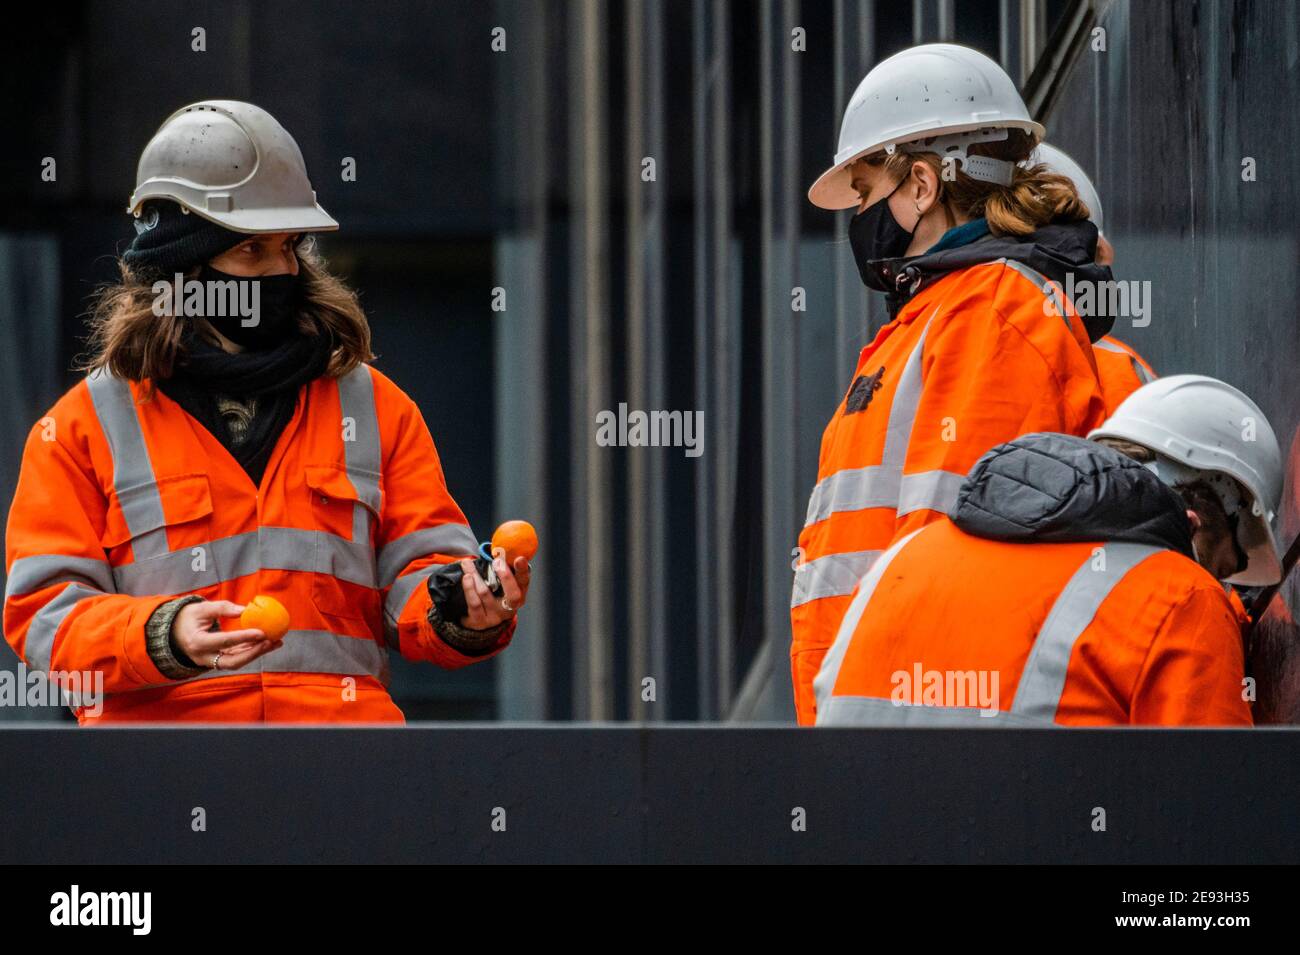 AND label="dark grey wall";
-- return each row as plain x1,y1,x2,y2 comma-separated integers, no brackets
1045,0,1300,720
2,726,1298,863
